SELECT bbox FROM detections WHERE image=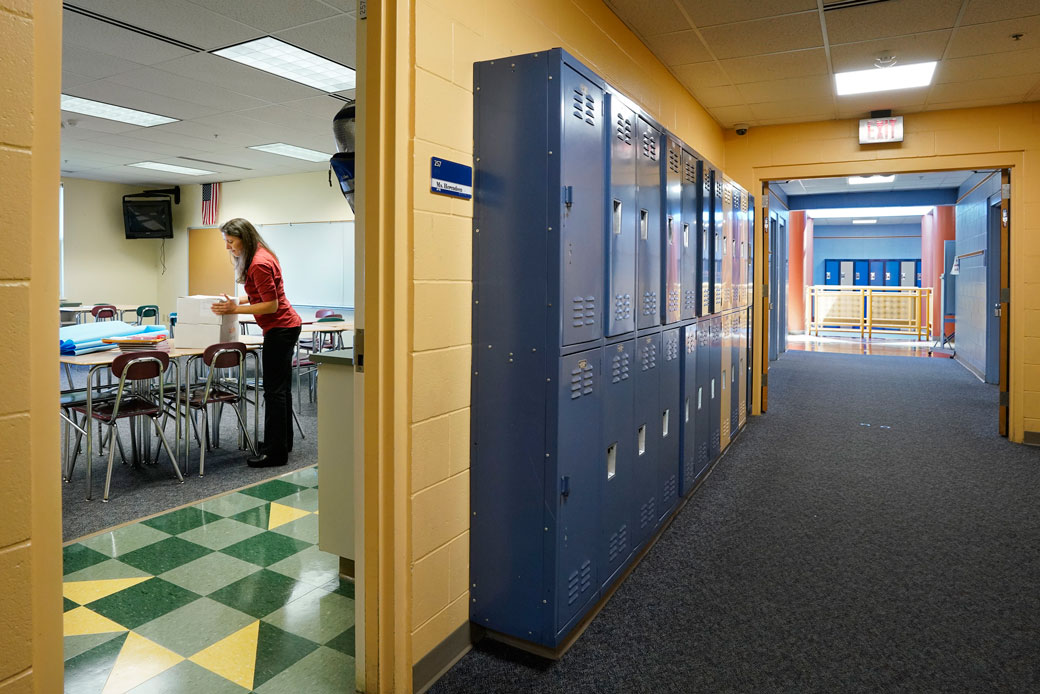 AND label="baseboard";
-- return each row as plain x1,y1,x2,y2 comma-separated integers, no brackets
1024,431,1040,446
412,621,472,694
338,556,354,580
